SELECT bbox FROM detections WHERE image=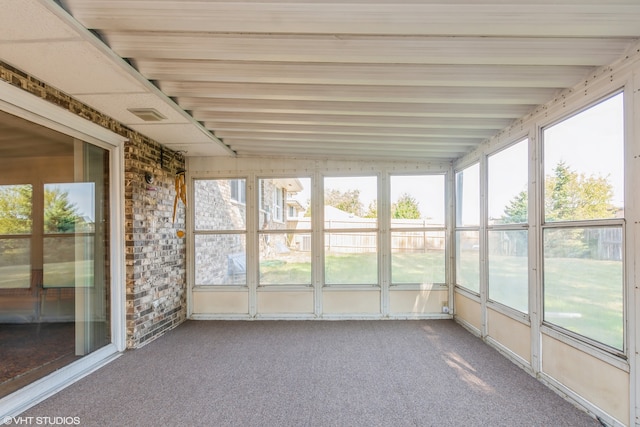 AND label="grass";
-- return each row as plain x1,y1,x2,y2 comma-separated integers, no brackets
260,250,624,350
544,257,623,350
259,251,447,285
391,251,445,284
0,260,94,289
488,255,528,313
